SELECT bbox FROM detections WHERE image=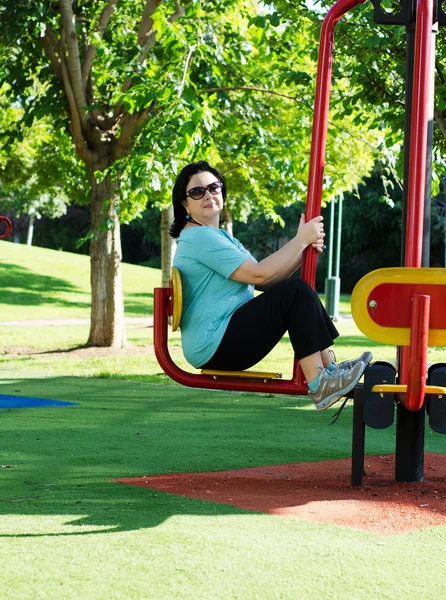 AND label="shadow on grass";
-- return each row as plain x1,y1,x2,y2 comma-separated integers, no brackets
124,293,153,316
0,263,88,308
2,374,441,538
